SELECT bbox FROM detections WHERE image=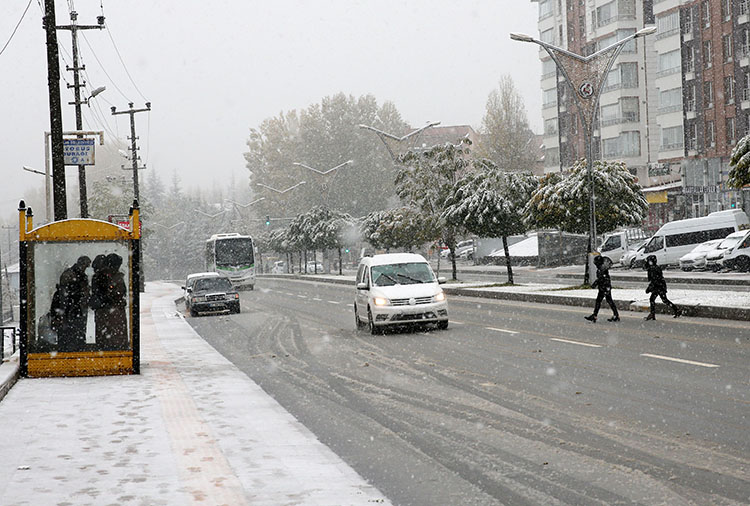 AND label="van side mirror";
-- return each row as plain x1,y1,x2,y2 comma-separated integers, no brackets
356,282,368,290
437,277,446,284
